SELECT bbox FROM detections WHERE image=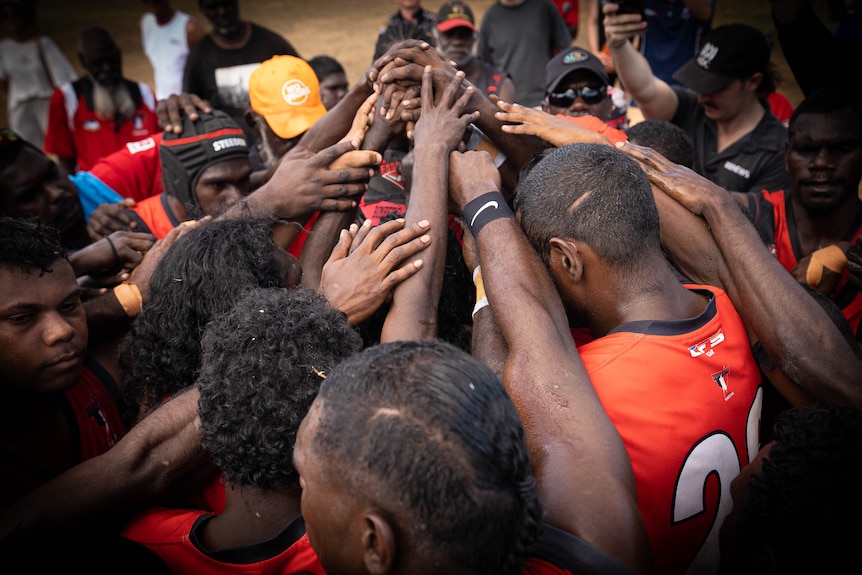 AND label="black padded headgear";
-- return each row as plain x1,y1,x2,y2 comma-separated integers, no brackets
159,110,249,211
